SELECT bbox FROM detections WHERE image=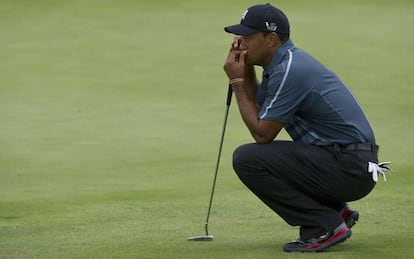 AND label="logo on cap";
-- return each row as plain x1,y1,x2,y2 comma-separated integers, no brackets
242,10,248,20
265,22,278,32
